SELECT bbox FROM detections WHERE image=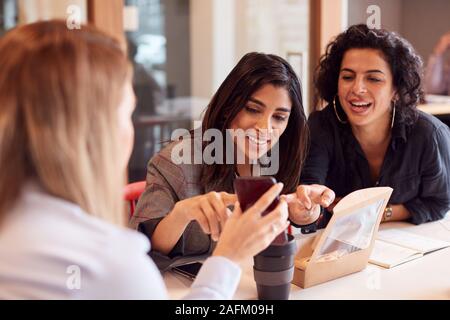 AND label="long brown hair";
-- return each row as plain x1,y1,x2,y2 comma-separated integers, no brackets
0,20,130,225
200,52,308,193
